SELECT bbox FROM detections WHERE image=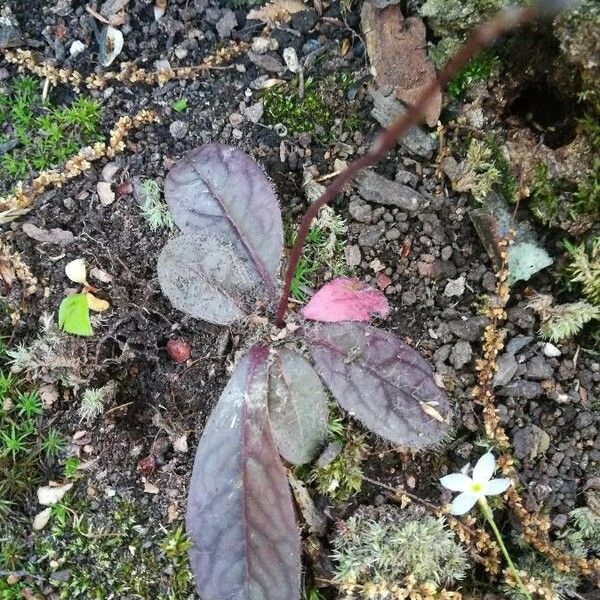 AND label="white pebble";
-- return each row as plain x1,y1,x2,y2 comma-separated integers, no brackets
543,342,561,358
